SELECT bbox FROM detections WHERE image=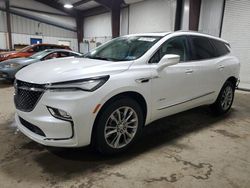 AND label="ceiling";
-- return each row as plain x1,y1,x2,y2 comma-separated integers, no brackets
58,0,100,11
